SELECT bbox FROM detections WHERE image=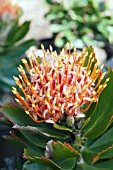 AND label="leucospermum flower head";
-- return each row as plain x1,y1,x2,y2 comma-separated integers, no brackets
12,43,109,124
0,0,20,21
